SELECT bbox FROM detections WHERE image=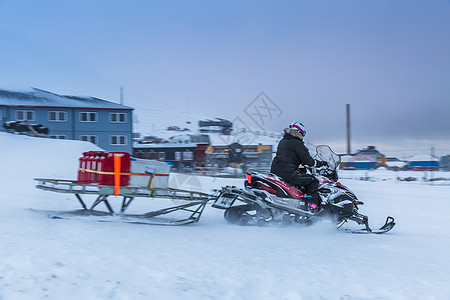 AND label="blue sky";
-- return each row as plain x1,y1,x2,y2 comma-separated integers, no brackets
0,0,449,155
